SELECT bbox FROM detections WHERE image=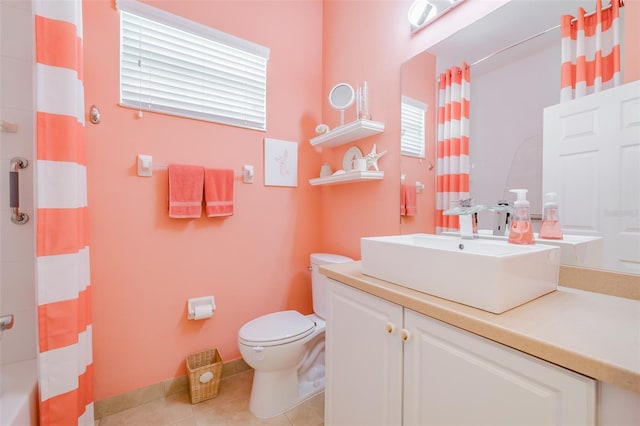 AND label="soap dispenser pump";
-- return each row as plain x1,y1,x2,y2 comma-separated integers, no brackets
508,189,534,245
539,192,563,240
